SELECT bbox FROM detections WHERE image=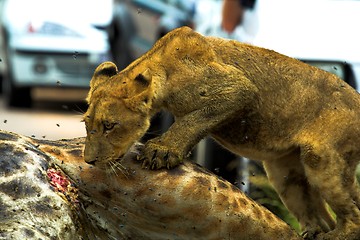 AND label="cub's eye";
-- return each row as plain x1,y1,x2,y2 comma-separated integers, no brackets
103,121,117,131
